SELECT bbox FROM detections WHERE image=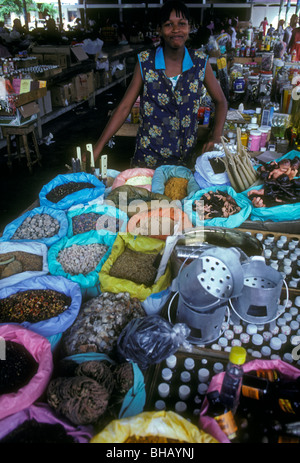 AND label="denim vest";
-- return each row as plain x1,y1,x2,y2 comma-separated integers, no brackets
132,46,208,168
